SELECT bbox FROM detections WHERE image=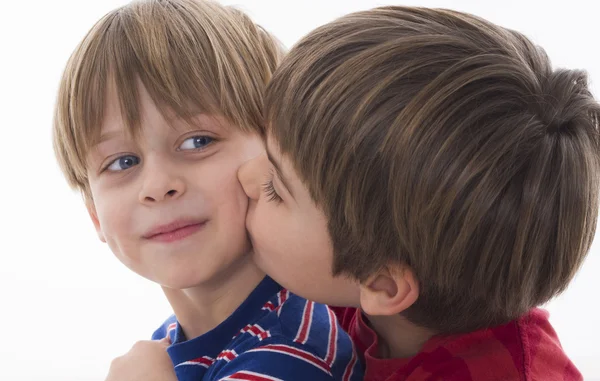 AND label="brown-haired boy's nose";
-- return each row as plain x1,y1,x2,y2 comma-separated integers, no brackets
238,154,266,201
